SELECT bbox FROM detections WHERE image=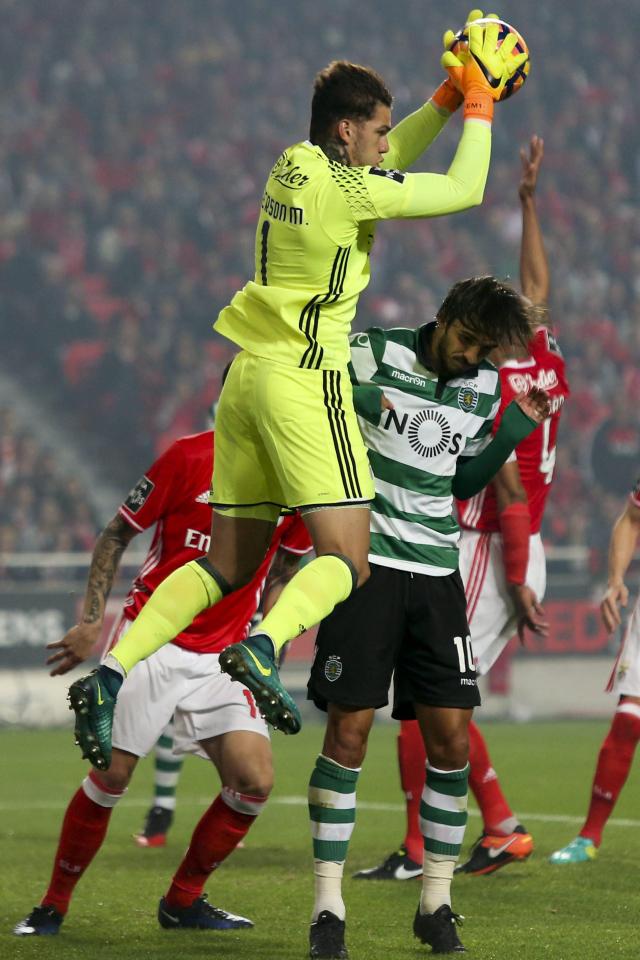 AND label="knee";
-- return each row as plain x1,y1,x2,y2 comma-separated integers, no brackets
227,570,257,591
203,551,257,592
226,765,274,799
324,720,368,769
93,768,132,794
427,729,469,772
322,552,369,591
99,752,136,793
